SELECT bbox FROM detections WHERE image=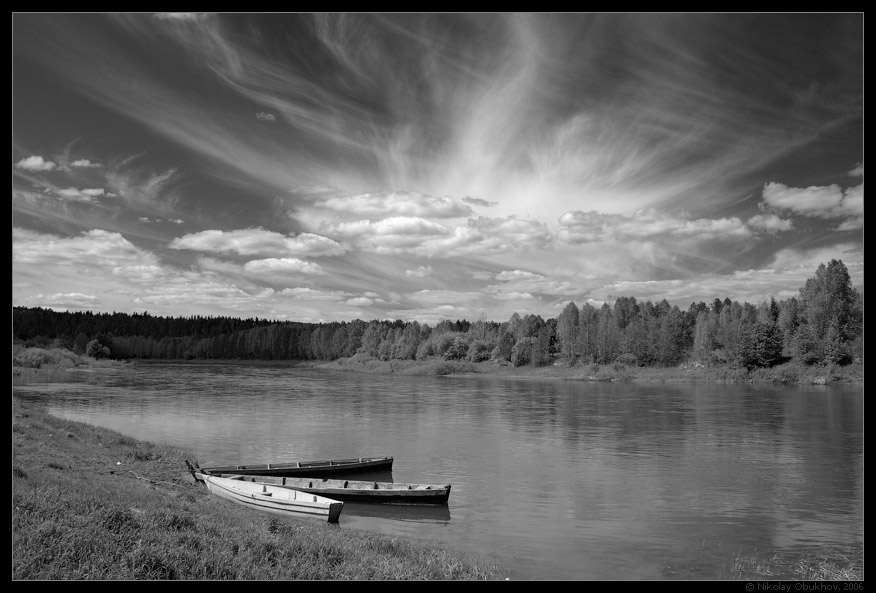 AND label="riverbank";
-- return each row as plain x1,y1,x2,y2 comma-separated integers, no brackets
12,343,863,386
316,355,864,386
12,397,502,580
